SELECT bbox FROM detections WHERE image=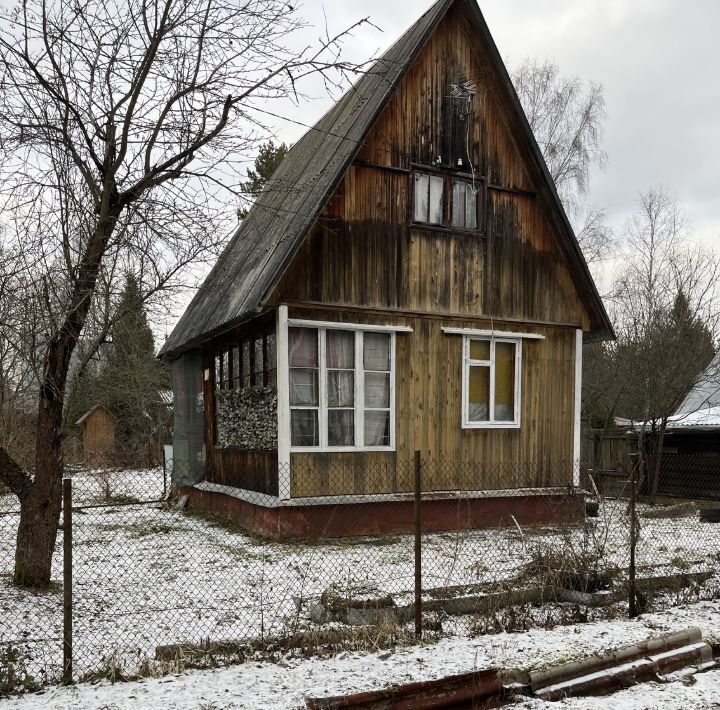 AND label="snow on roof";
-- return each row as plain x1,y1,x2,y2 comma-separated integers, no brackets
666,405,720,430
75,404,113,426
674,352,720,417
